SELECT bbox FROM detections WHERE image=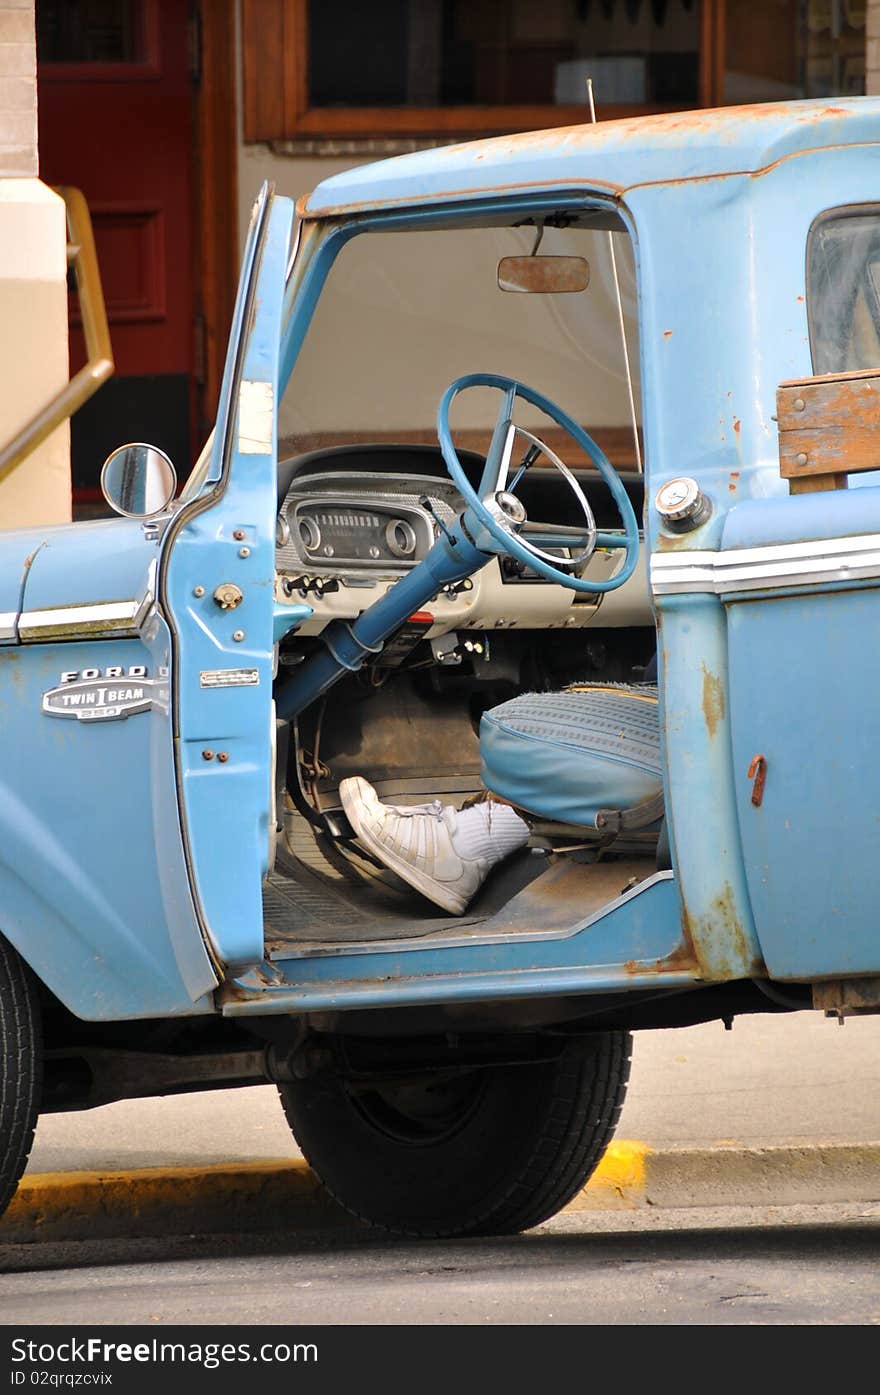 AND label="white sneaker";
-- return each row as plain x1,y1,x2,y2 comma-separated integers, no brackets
339,776,490,915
